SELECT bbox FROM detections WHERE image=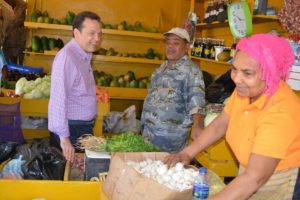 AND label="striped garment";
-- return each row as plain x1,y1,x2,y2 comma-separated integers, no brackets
239,165,299,200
